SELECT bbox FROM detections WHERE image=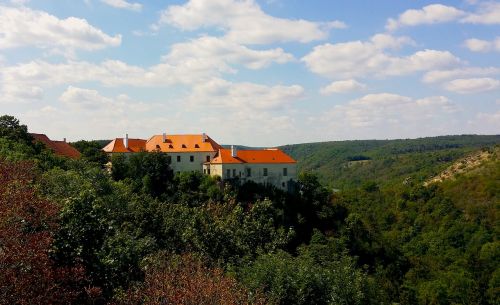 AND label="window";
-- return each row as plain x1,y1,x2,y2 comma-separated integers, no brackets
207,168,210,175
206,155,210,162
155,144,160,150
246,168,251,177
283,167,288,176
177,156,181,162
190,155,194,162
195,144,200,148
232,169,236,177
182,144,187,148
282,182,285,187
203,169,206,174
226,169,231,177
263,168,268,176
